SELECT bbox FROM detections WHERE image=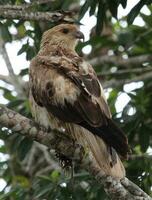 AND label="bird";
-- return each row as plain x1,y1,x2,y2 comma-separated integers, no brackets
29,23,130,178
